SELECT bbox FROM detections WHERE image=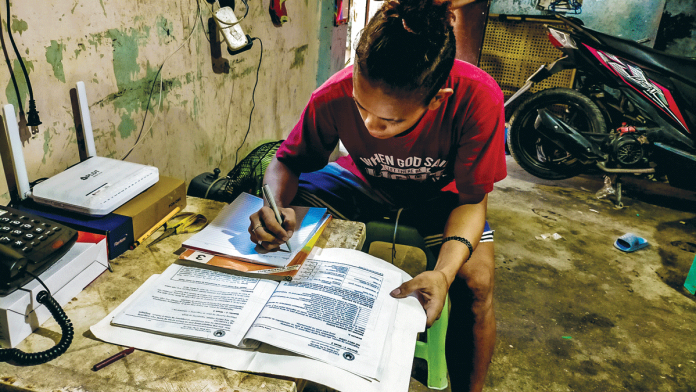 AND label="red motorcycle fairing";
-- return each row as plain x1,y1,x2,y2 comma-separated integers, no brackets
584,43,691,134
